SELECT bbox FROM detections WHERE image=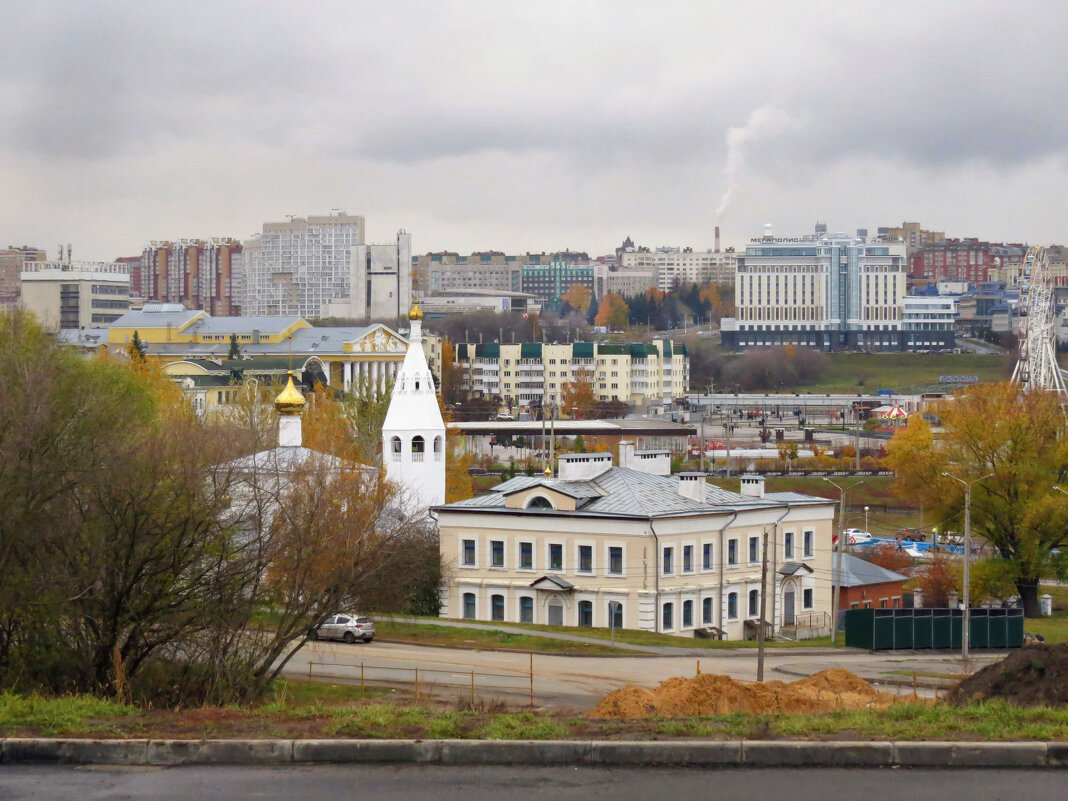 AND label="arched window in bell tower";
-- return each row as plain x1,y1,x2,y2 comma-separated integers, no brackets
411,435,425,463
